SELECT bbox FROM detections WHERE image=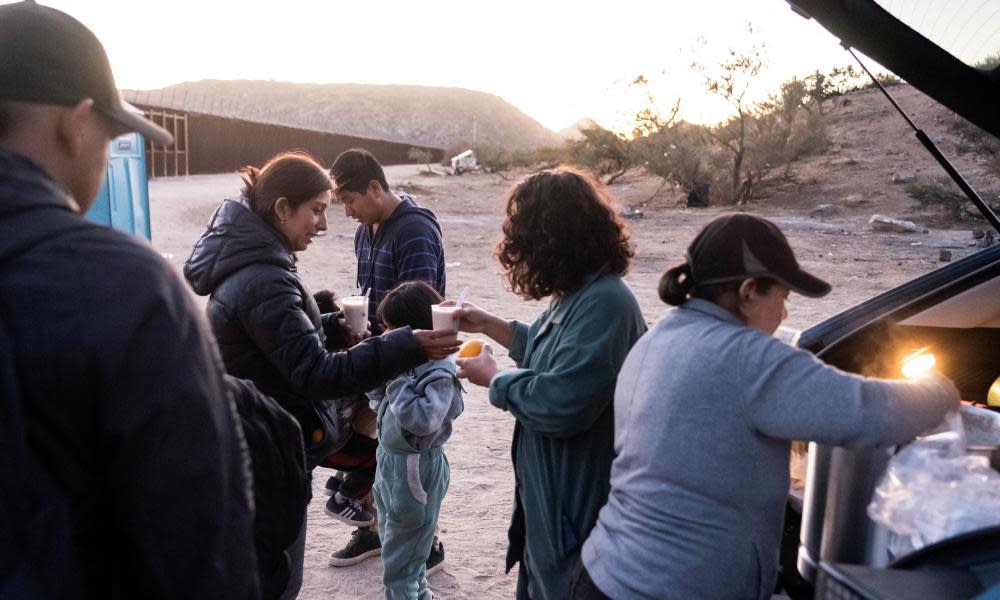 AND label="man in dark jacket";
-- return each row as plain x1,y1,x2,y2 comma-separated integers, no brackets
329,148,449,569
0,3,258,598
